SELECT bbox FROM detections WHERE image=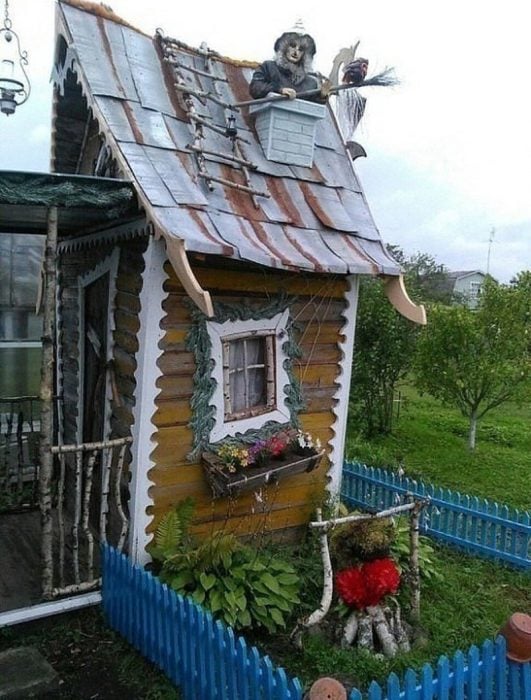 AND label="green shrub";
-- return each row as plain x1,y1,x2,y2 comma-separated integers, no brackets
390,518,442,582
153,502,301,633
